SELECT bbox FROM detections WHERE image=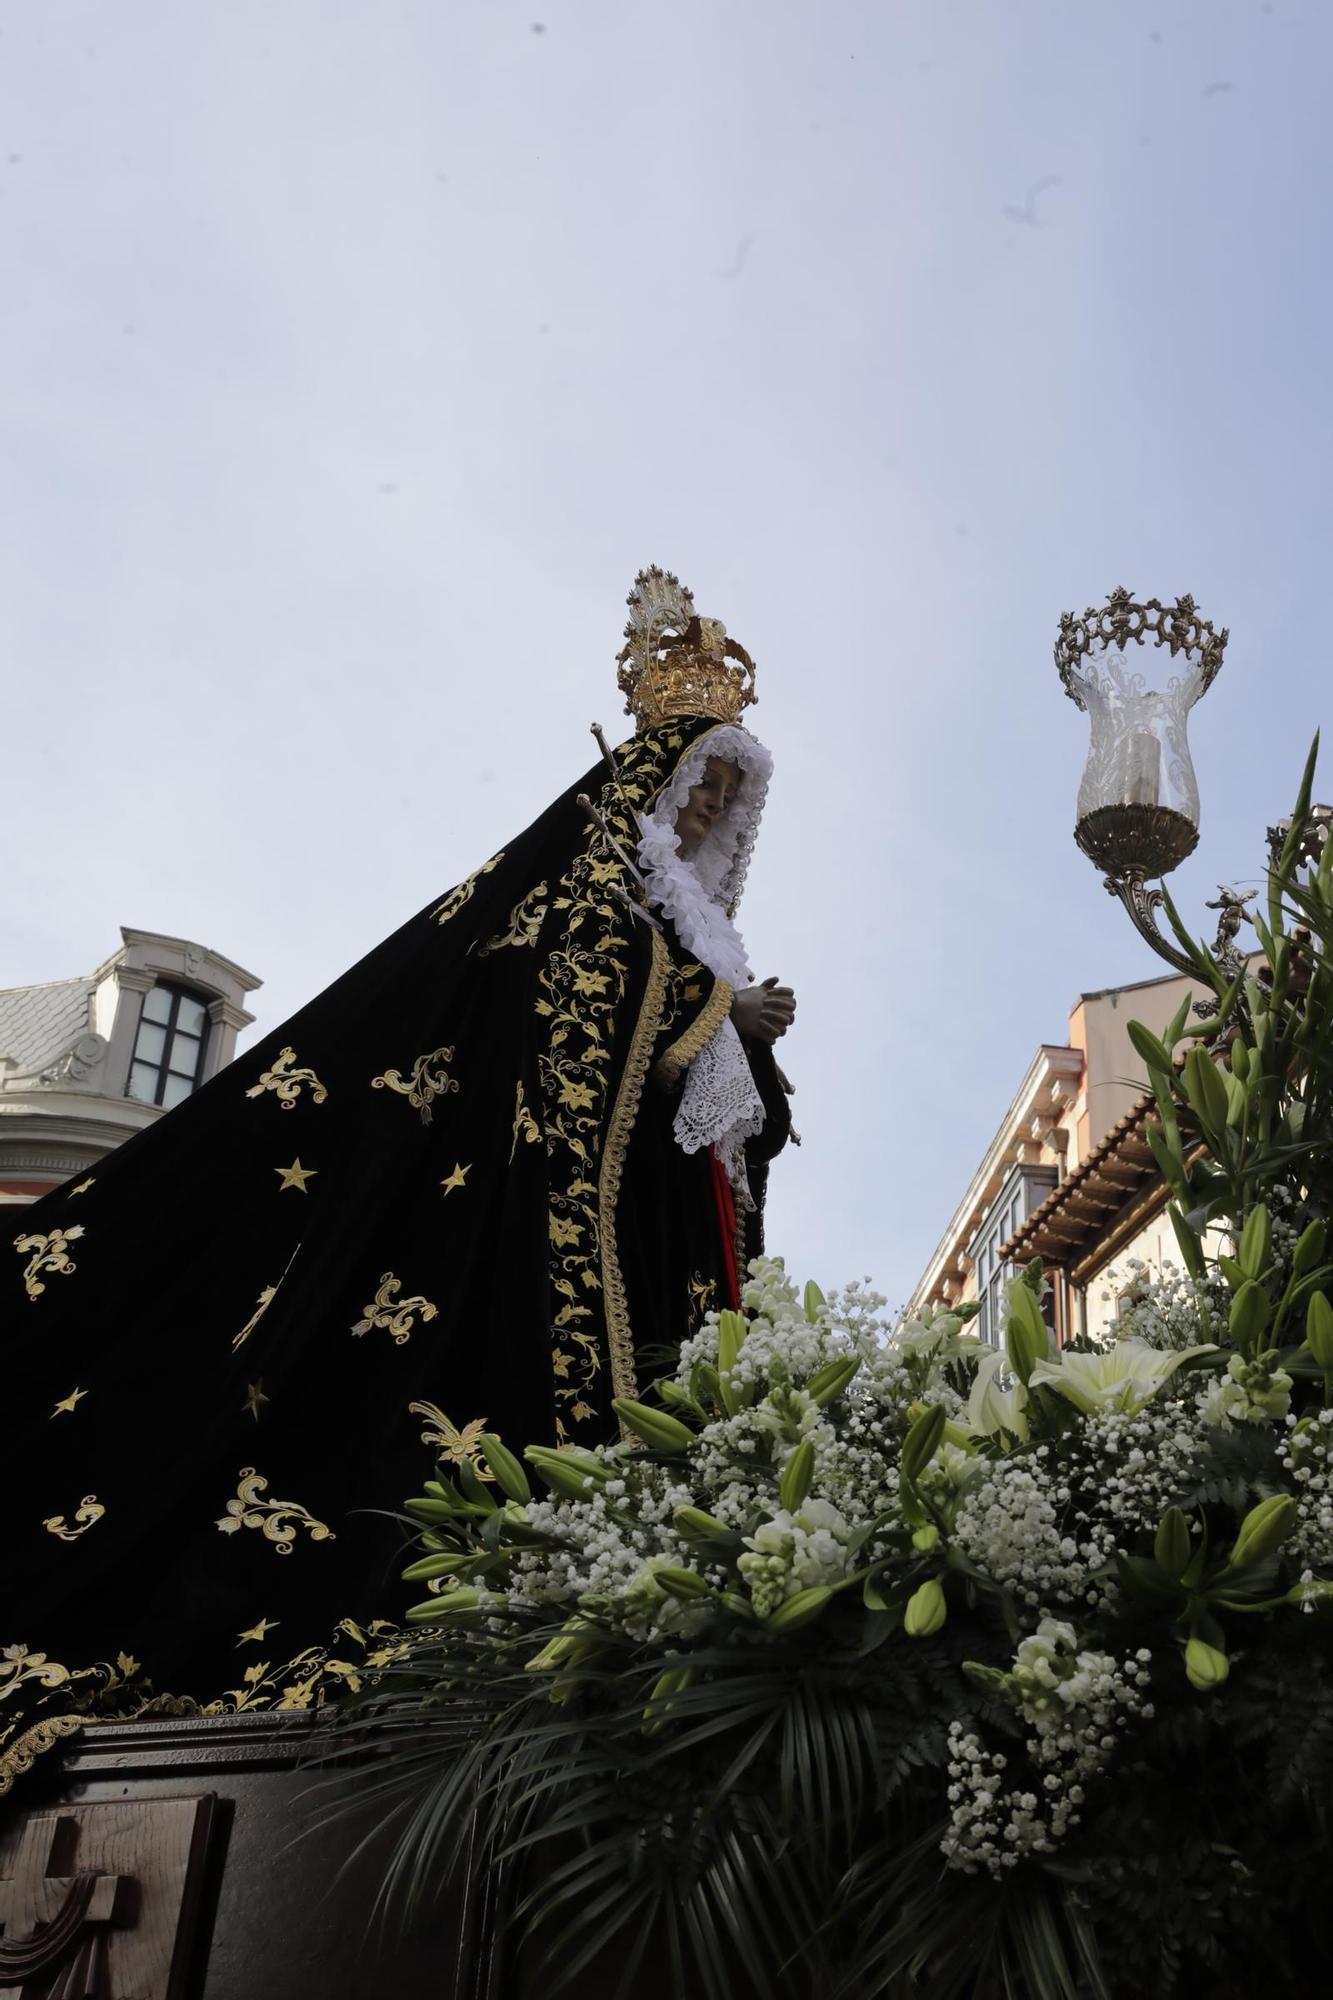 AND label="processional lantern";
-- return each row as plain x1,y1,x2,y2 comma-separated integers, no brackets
1056,587,1229,976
